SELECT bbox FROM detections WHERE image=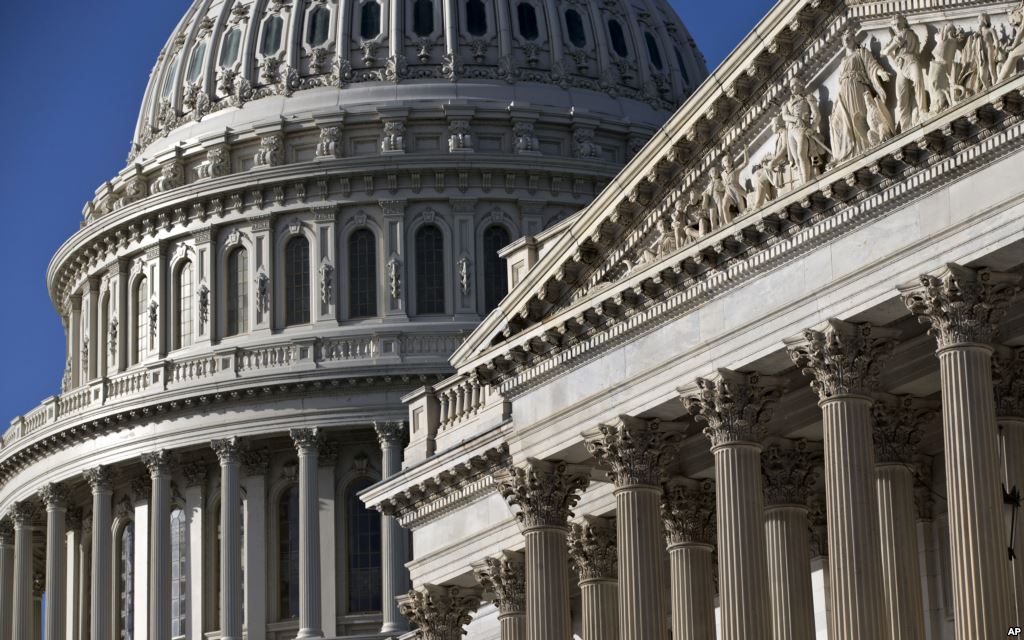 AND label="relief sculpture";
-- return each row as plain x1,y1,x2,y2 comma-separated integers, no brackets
830,29,892,163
